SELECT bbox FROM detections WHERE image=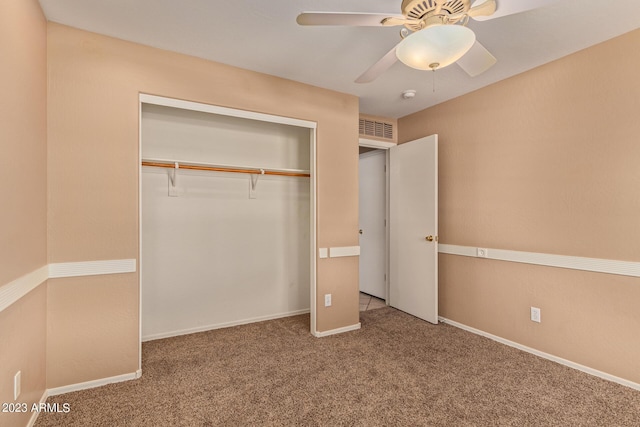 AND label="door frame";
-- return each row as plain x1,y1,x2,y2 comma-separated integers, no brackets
358,149,387,300
359,138,394,302
138,94,317,372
